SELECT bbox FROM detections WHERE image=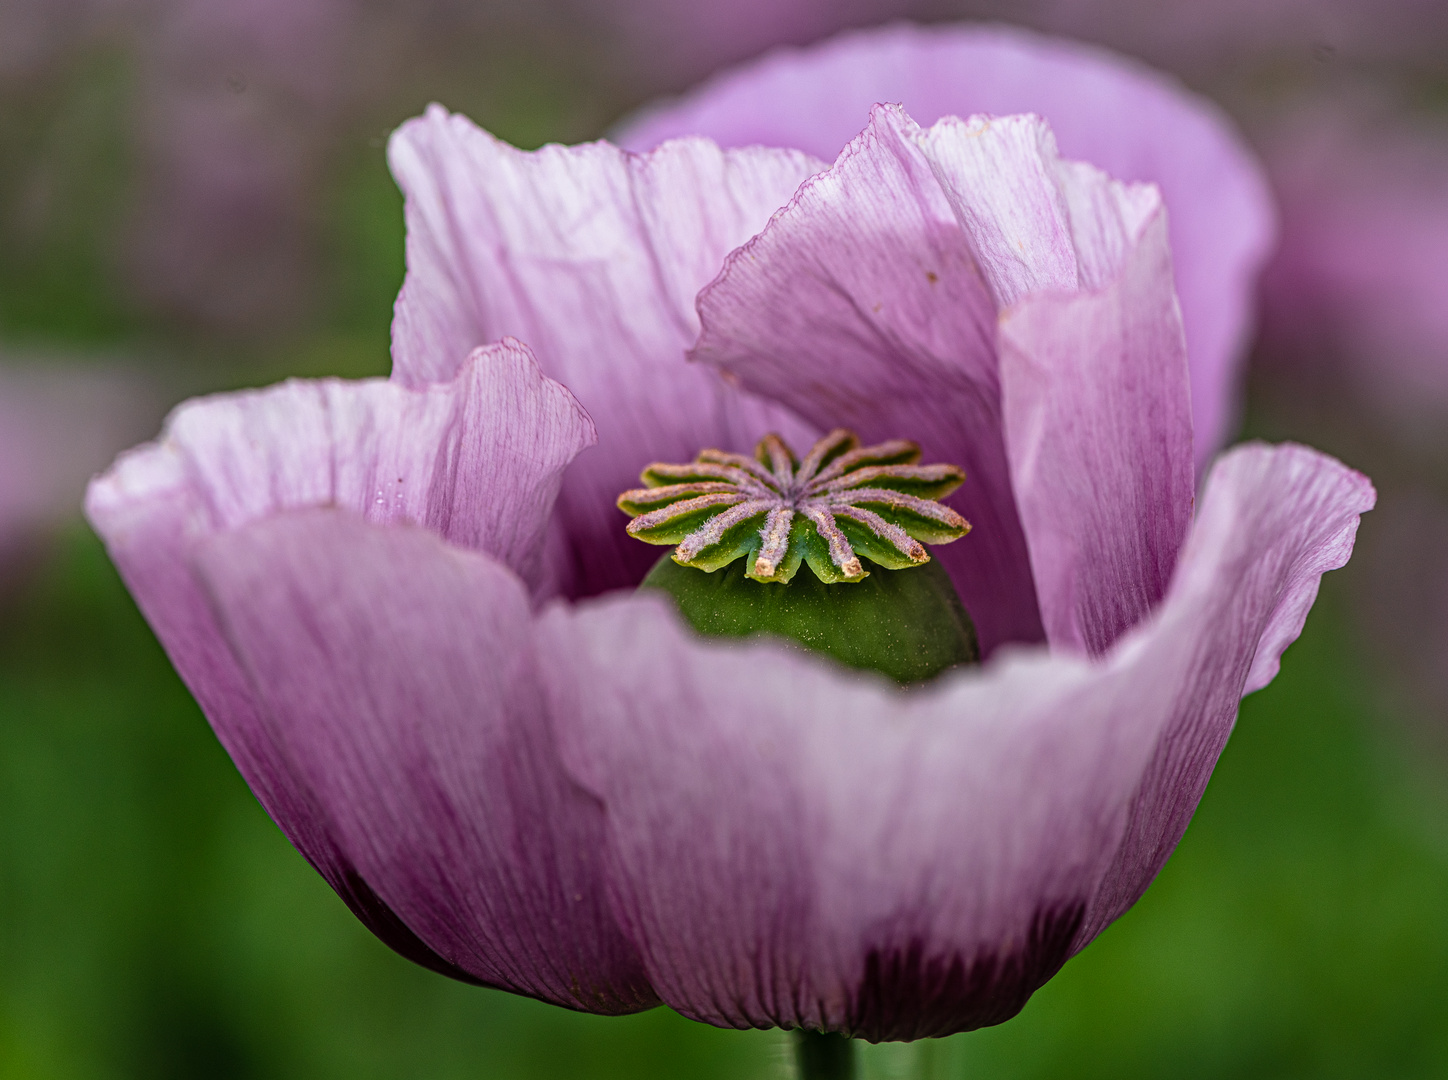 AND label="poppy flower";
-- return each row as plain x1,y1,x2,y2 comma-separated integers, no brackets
86,28,1371,1047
